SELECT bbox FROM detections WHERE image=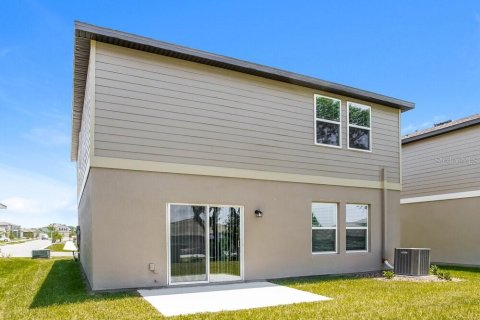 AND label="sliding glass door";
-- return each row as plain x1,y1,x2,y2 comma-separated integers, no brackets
169,205,207,284
168,204,242,285
209,206,241,282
